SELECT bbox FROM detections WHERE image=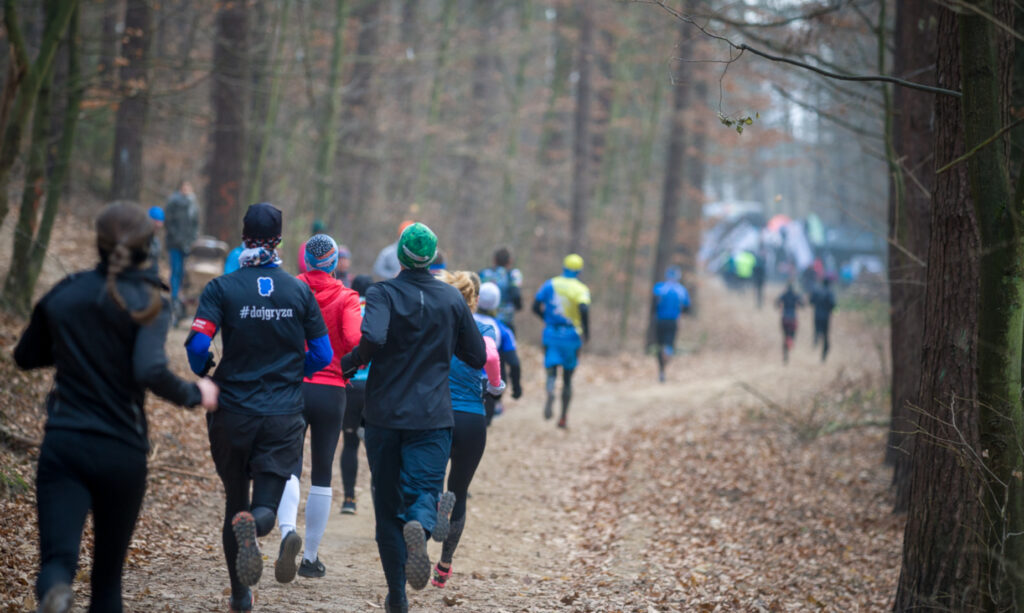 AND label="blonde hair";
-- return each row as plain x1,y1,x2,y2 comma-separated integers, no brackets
437,270,480,311
96,202,161,325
